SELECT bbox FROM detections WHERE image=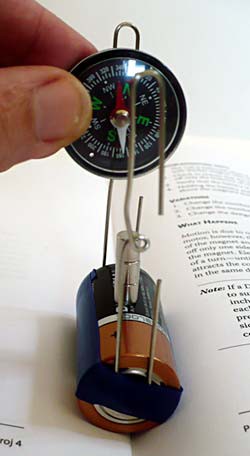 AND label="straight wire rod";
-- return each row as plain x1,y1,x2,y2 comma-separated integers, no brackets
159,139,165,215
102,179,114,267
135,196,144,233
115,285,123,373
148,279,162,384
115,240,129,372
